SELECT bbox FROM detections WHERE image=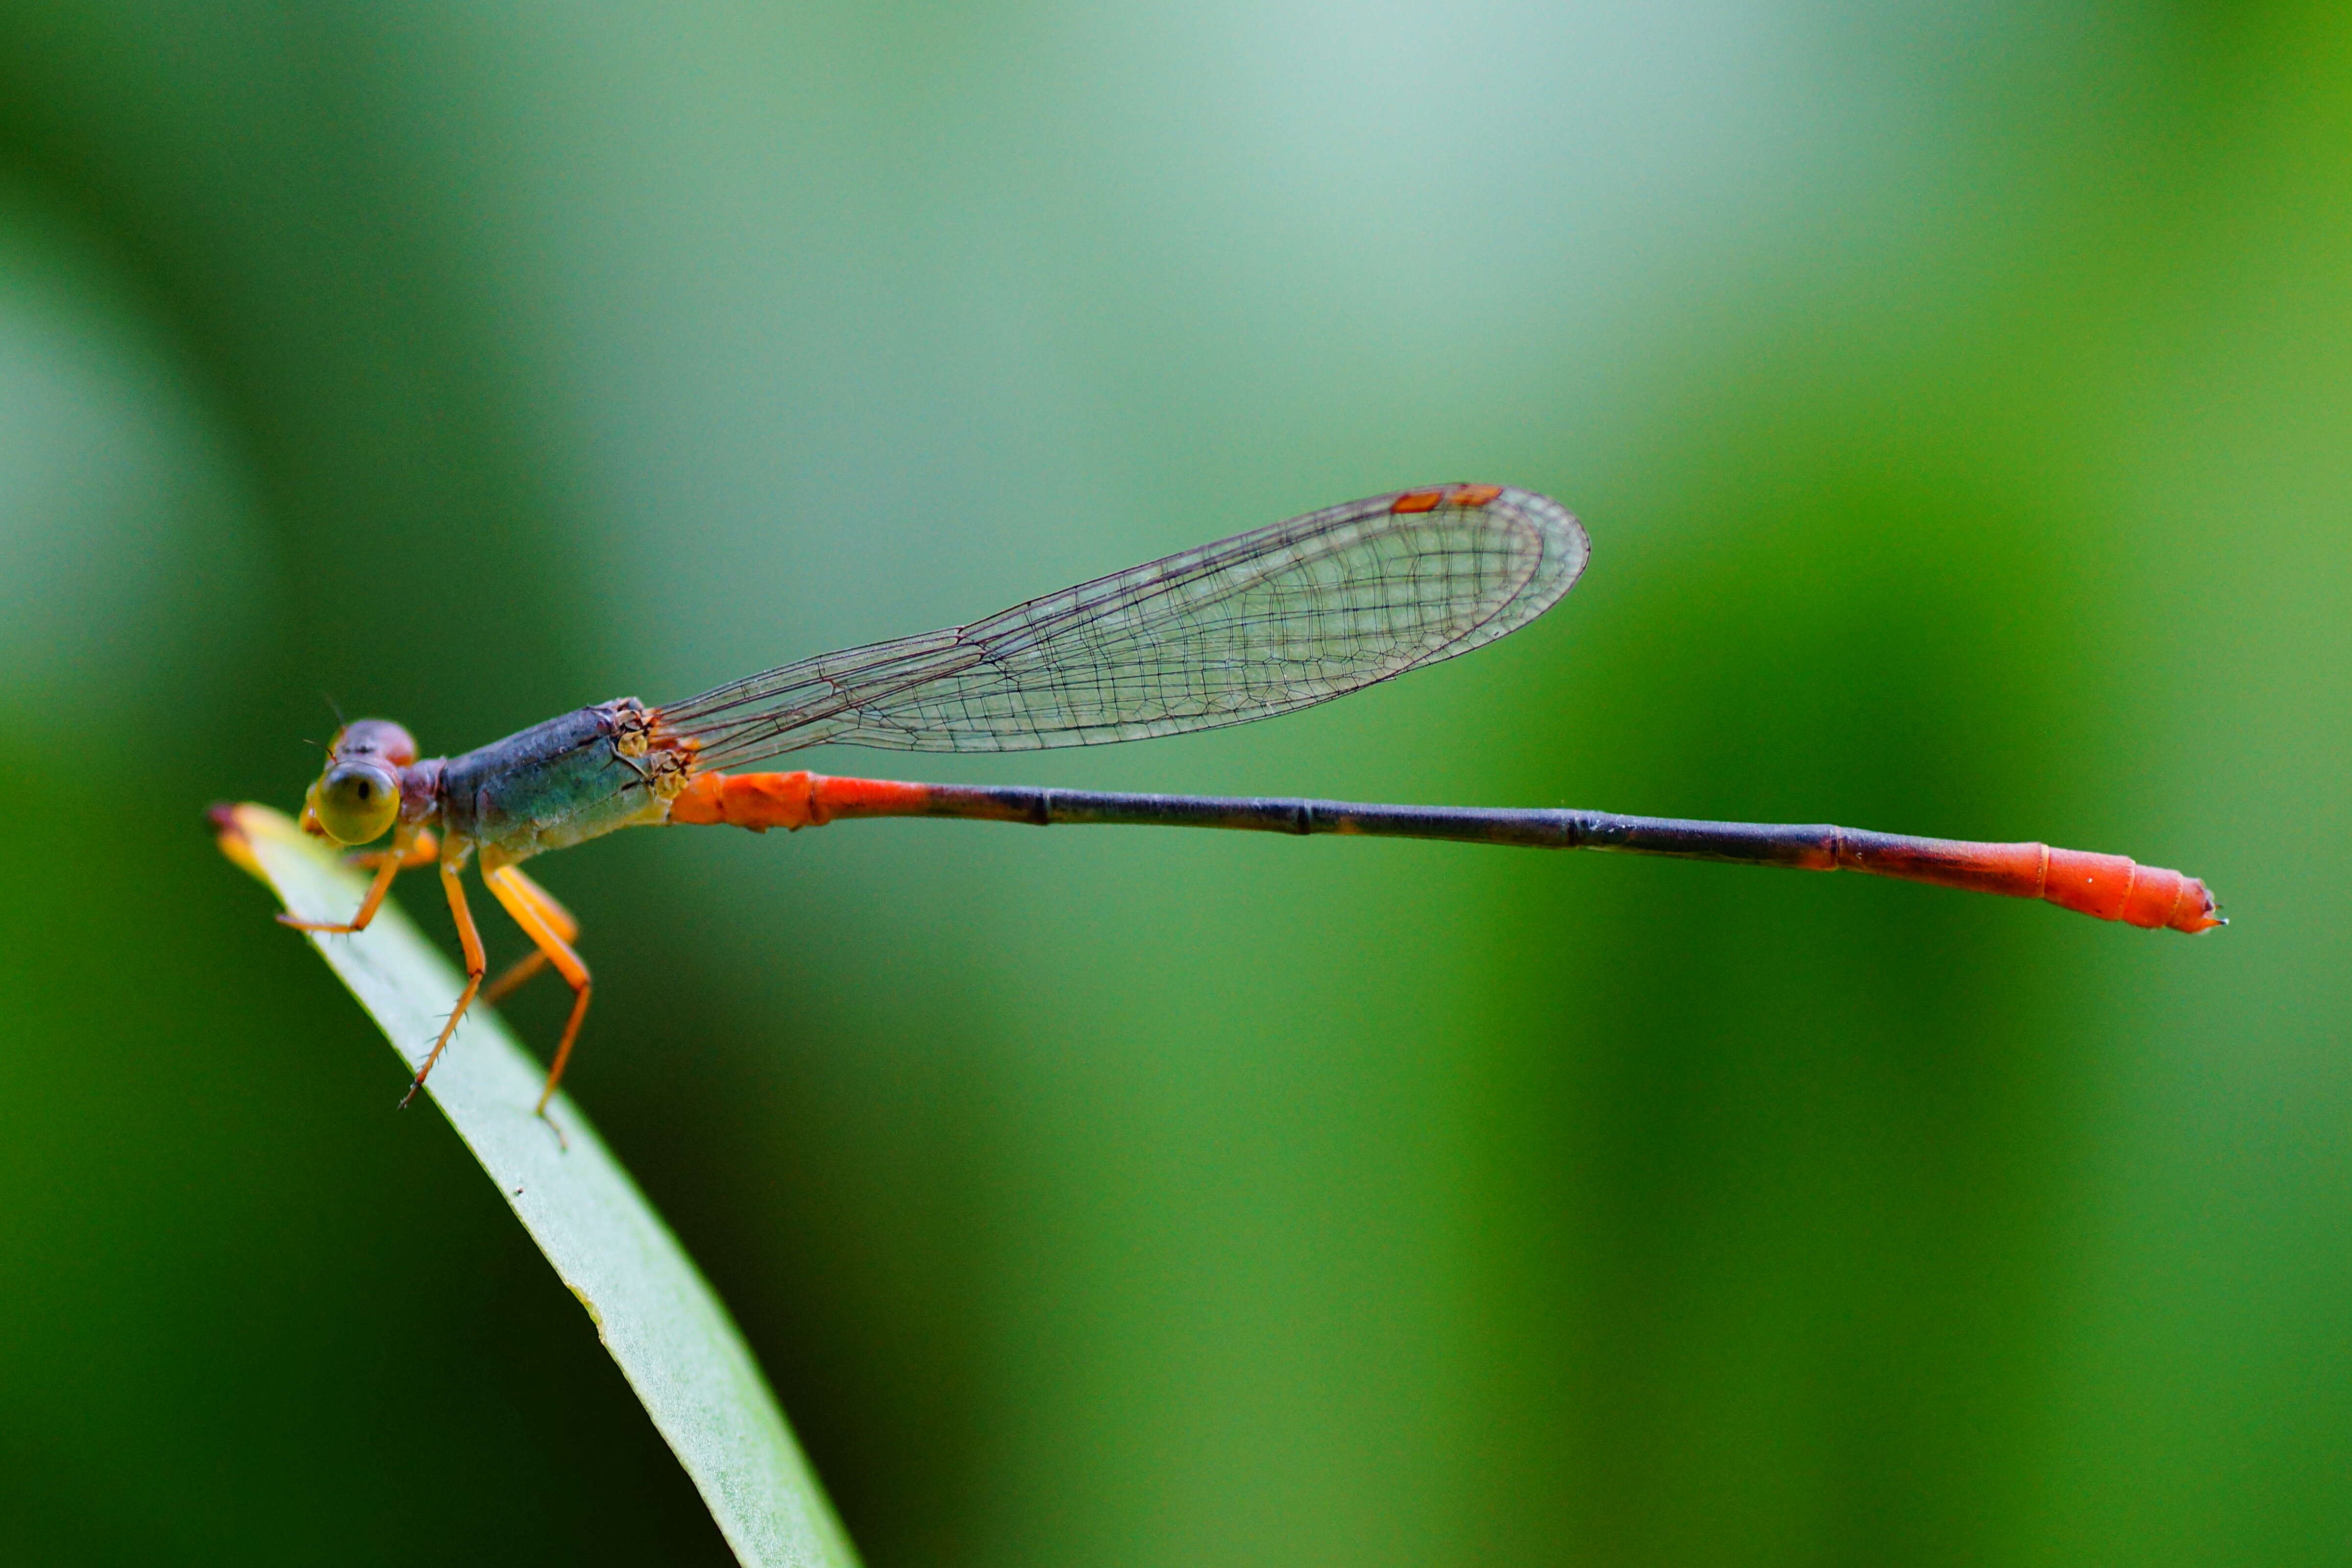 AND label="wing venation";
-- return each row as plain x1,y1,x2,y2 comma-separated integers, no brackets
661,485,1587,765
